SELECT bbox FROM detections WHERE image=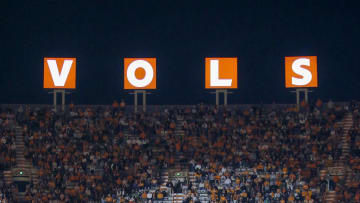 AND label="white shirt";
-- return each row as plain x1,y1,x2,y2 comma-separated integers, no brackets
225,178,231,185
